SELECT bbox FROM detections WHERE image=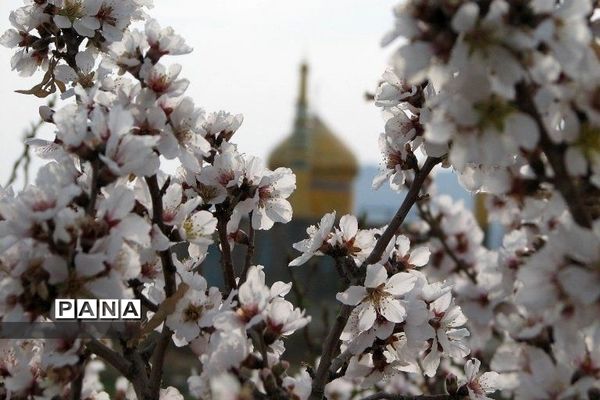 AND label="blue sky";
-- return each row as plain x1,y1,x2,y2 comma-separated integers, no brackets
0,0,397,186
